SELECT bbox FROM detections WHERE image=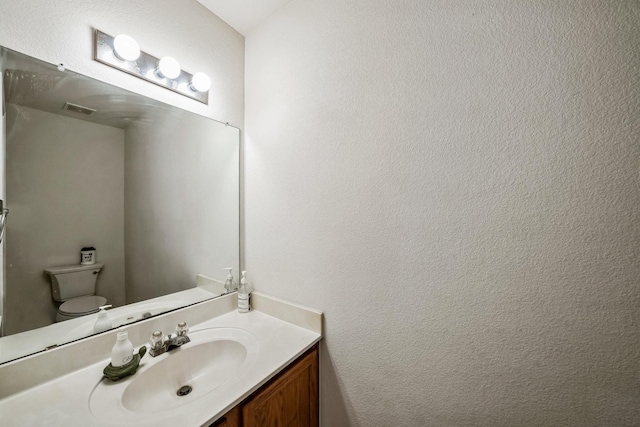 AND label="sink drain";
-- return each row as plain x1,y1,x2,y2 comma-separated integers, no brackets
177,385,193,397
